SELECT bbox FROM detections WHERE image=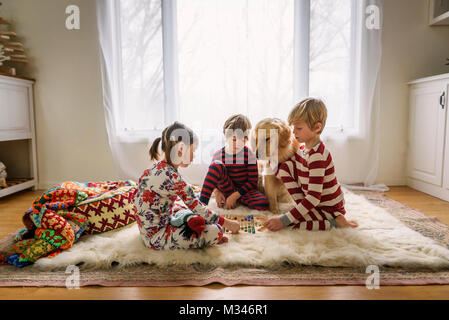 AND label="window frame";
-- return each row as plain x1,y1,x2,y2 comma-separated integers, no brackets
116,0,359,142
